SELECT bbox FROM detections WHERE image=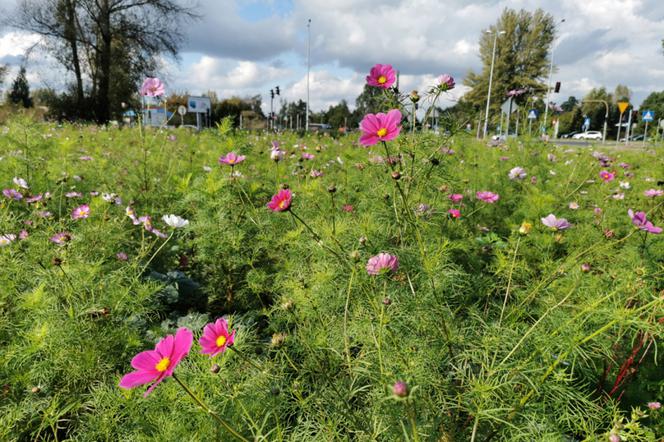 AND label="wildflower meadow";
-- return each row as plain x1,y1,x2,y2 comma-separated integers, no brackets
1,67,663,441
